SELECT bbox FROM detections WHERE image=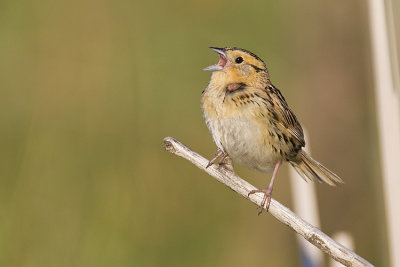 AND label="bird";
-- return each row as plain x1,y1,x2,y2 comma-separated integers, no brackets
201,47,343,215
